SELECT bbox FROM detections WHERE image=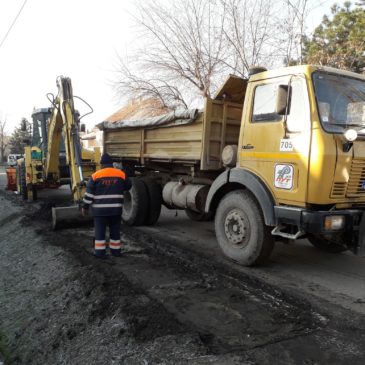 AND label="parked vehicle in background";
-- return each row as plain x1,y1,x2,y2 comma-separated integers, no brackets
7,154,23,167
